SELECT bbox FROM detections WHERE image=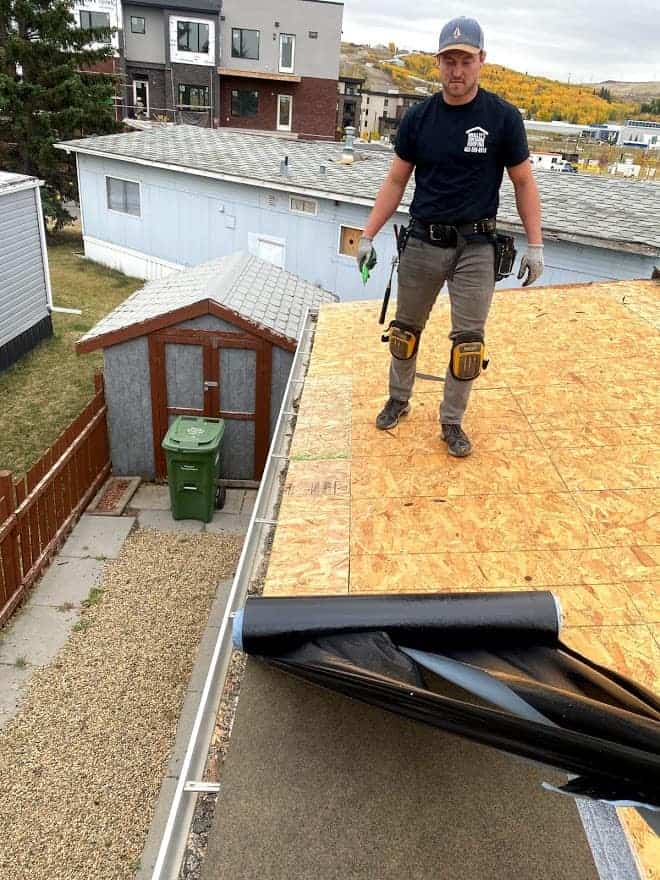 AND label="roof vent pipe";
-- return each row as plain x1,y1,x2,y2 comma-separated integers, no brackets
340,126,355,165
280,155,290,176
